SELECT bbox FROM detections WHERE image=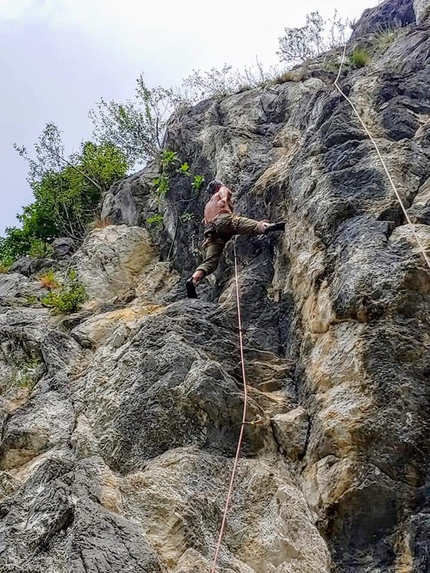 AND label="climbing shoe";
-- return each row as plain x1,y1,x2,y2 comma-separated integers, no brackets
186,278,198,299
264,222,286,234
